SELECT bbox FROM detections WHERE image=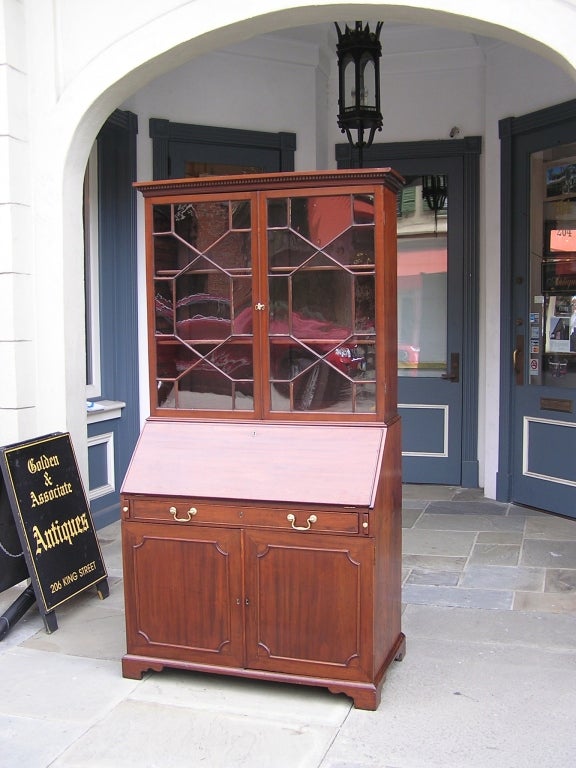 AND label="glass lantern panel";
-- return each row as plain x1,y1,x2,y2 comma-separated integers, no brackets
359,55,376,107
